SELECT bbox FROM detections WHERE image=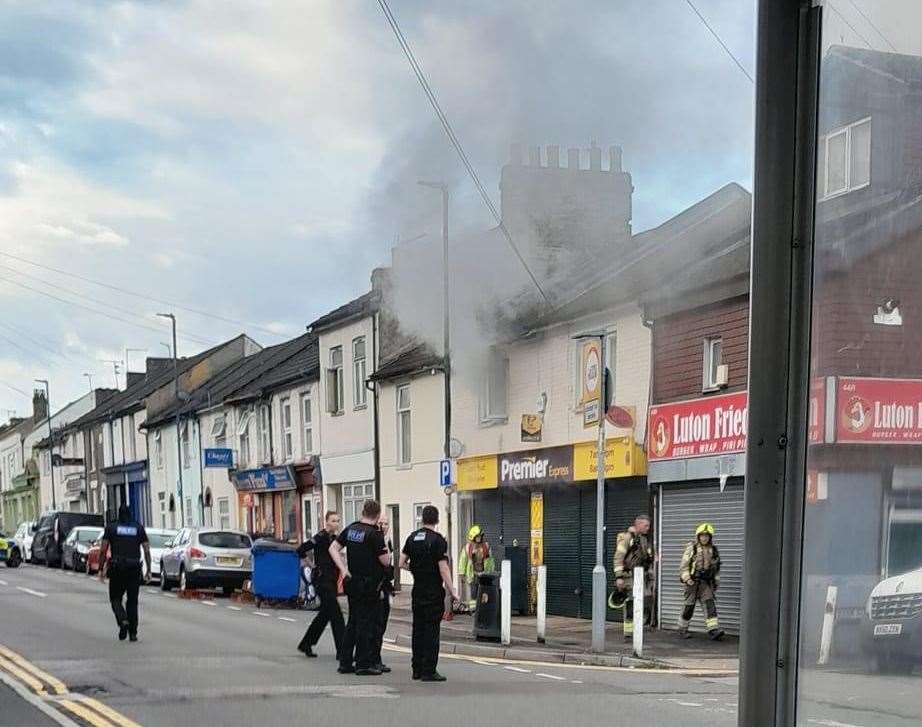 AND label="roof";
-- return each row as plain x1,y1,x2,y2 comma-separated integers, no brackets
370,342,444,382
143,332,319,428
308,290,380,333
